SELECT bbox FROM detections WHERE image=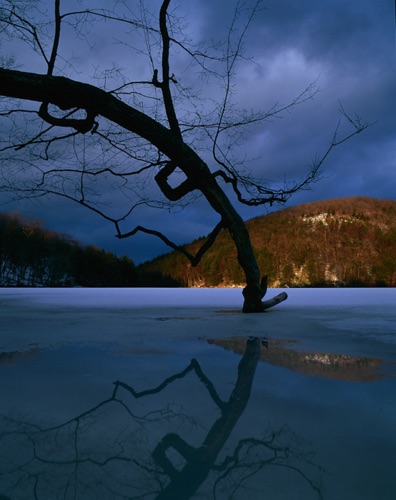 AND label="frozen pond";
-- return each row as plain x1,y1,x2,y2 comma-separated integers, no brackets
0,287,395,499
